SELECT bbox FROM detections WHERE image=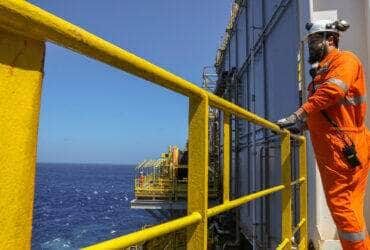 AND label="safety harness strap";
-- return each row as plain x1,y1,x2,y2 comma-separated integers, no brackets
338,229,367,241
340,95,367,105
